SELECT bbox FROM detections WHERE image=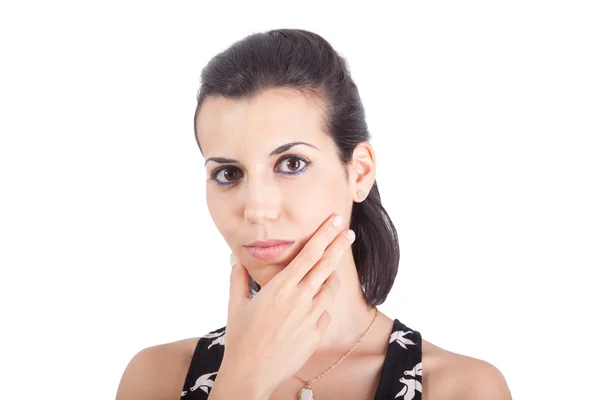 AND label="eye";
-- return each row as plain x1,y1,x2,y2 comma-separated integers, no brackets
211,167,242,186
276,156,310,174
209,156,311,187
